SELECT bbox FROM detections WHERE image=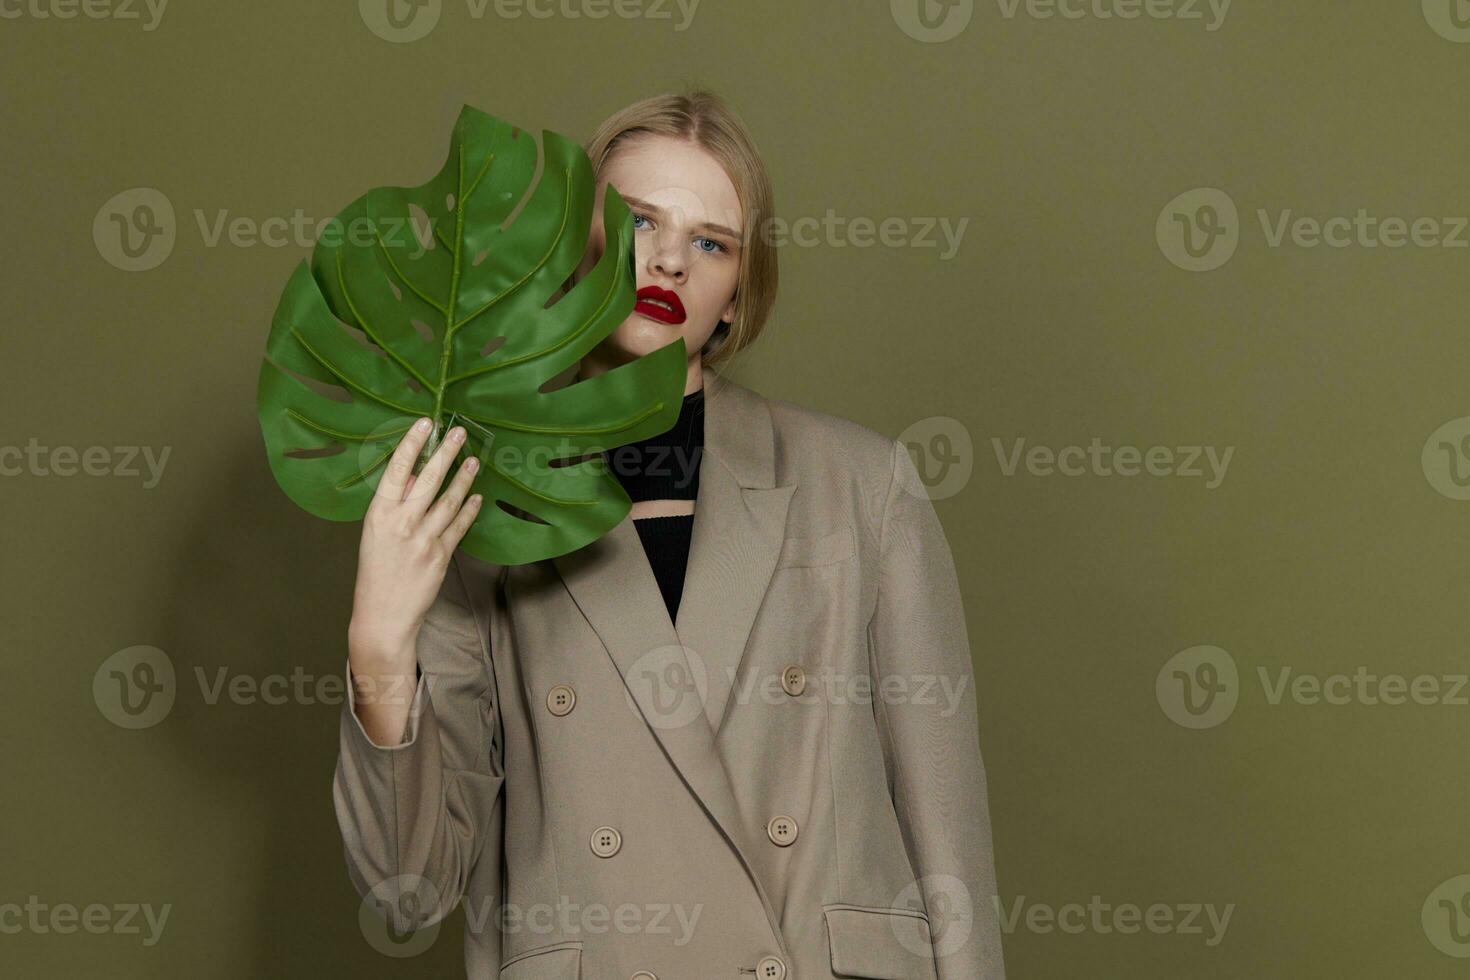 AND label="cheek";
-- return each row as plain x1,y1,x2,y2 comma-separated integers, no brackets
701,257,740,308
